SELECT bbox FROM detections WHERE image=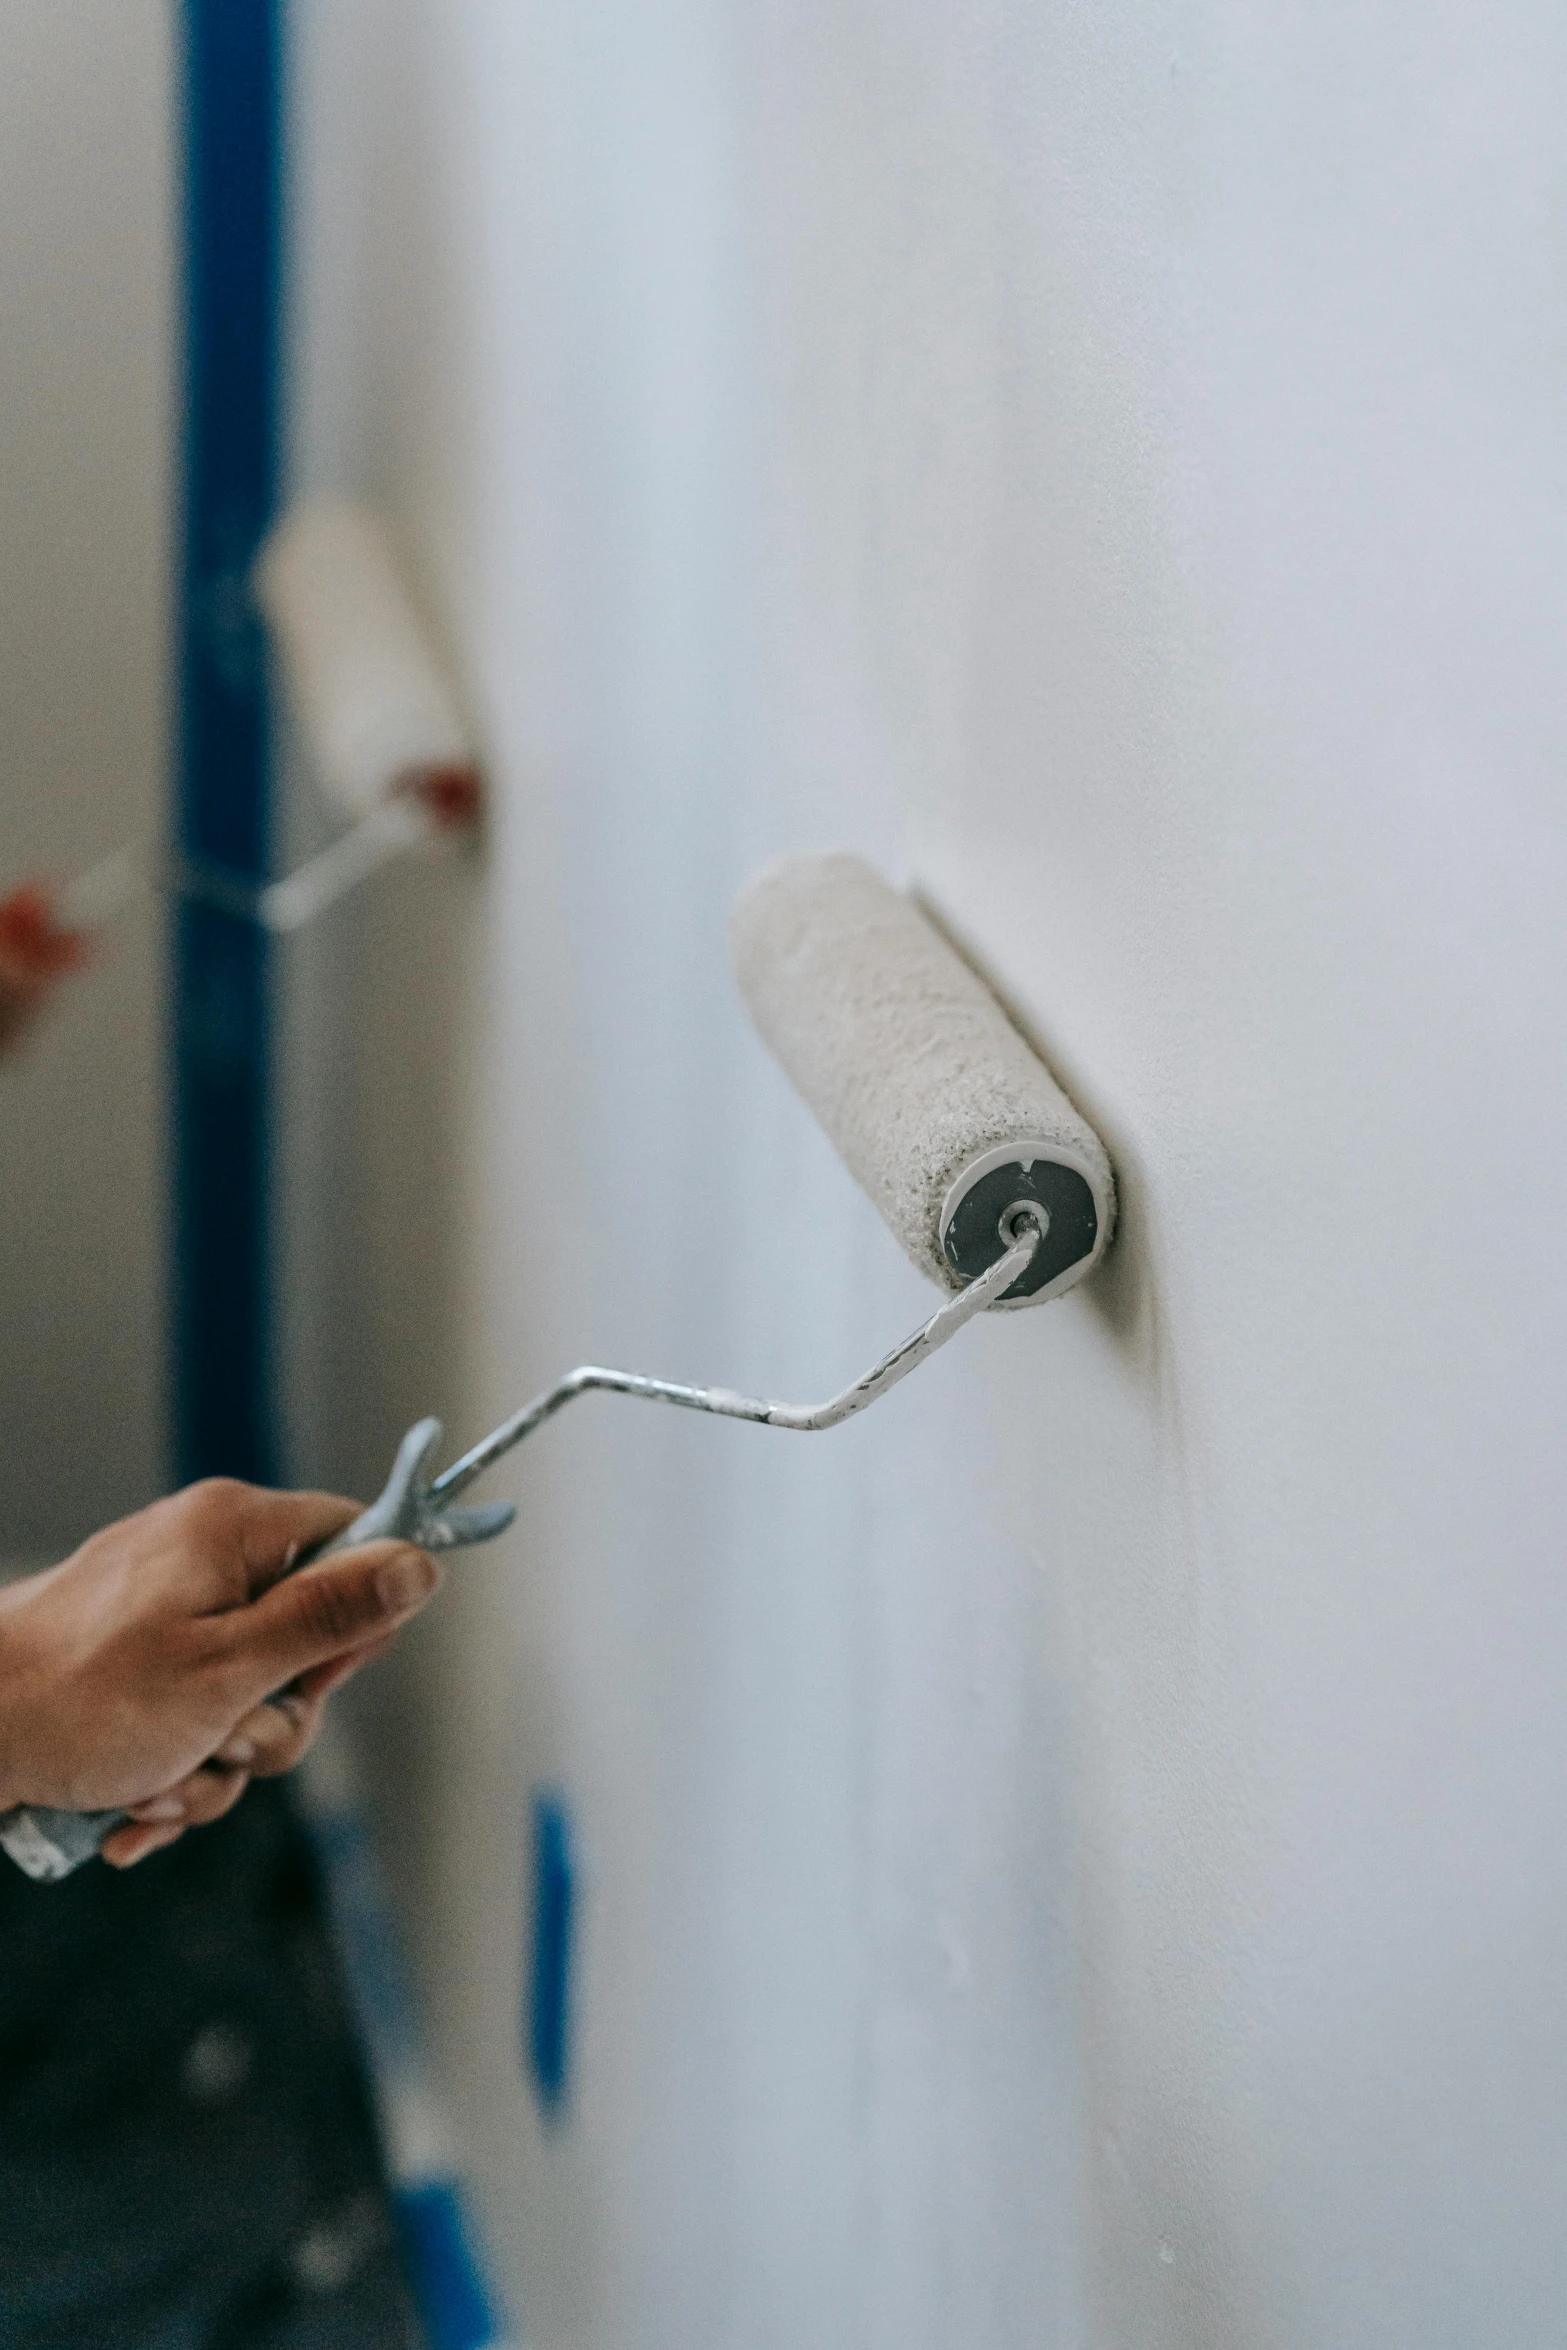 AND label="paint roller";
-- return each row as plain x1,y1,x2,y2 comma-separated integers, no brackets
14,498,481,950
250,496,482,928
0,853,1115,1879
